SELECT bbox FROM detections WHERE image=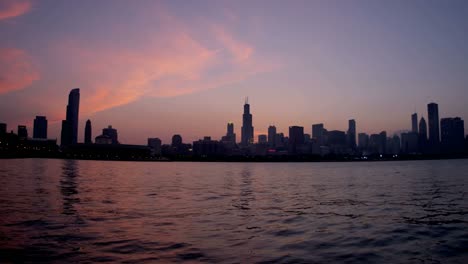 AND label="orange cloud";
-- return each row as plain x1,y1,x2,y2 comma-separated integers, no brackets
0,0,31,20
0,48,39,94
